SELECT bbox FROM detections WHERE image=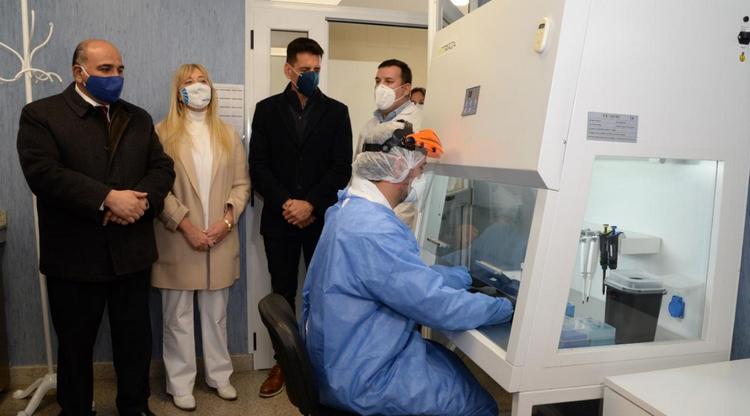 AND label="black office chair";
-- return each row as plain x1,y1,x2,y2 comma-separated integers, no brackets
258,293,359,416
